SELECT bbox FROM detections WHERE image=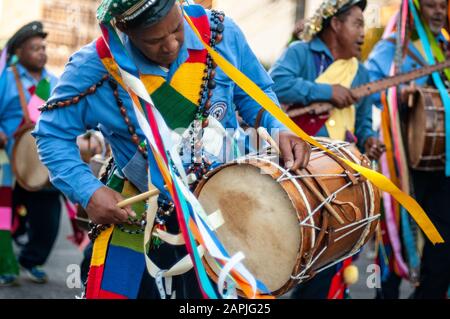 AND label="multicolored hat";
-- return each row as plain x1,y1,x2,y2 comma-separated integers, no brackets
97,0,176,27
301,0,367,42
